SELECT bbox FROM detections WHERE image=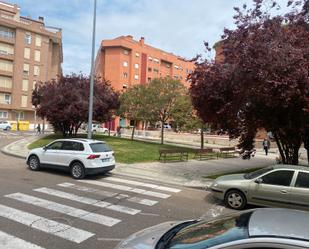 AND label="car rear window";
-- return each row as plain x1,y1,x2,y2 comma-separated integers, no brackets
90,143,112,152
